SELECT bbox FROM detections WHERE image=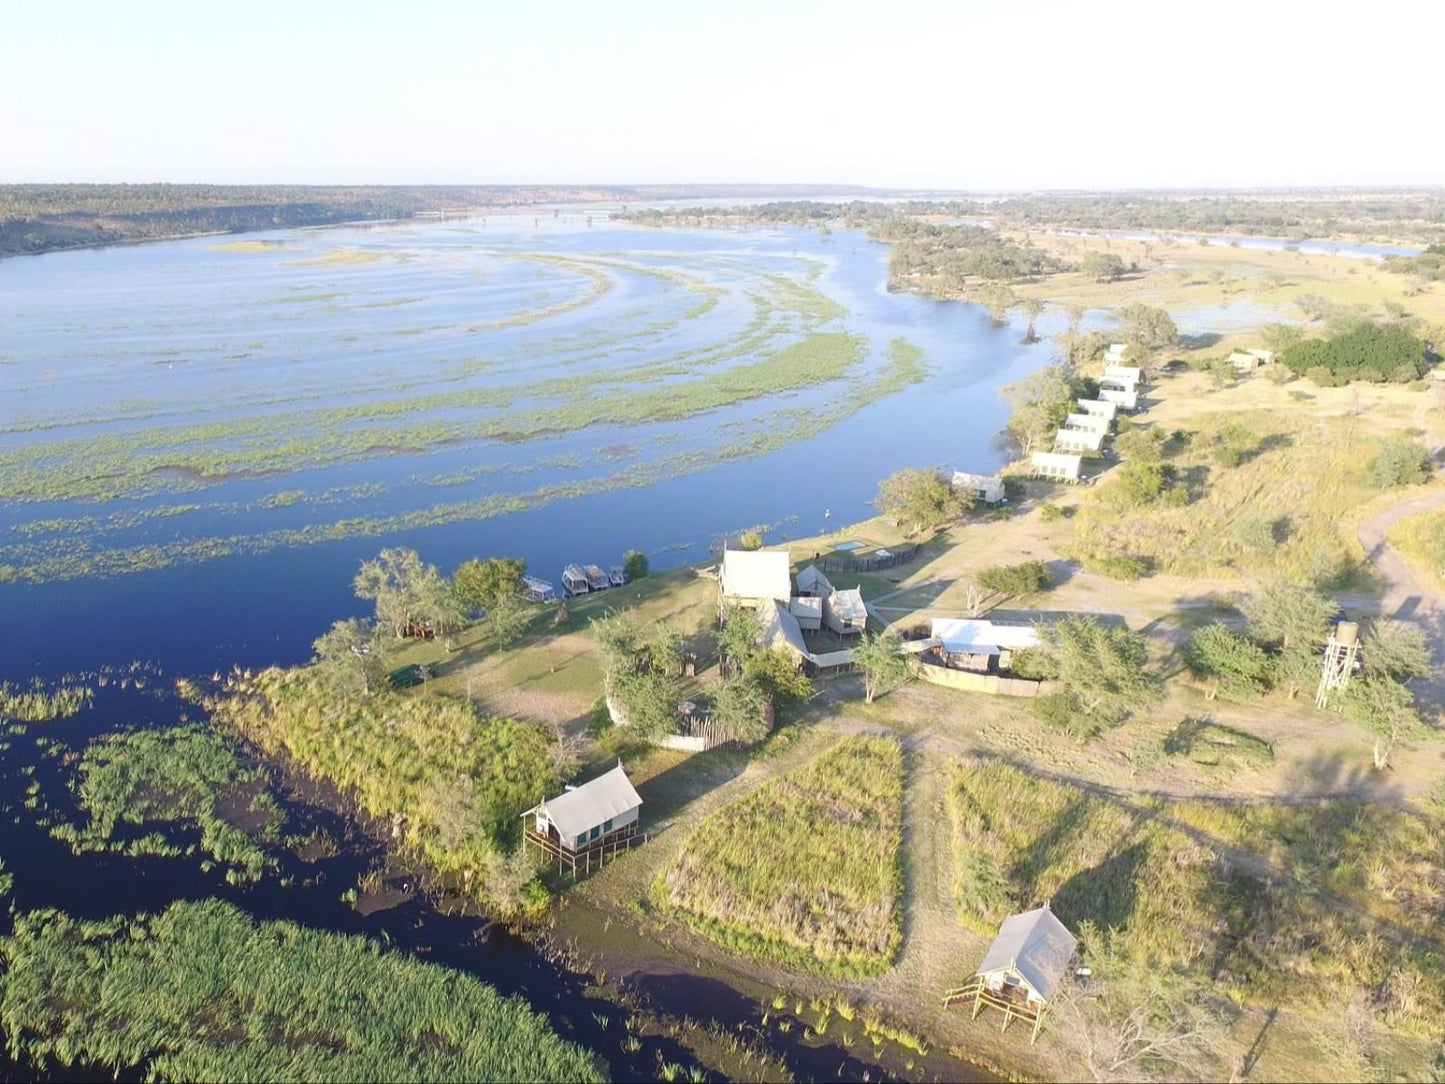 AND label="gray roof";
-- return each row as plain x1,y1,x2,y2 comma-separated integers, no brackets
829,587,867,621
761,598,810,657
536,764,641,841
975,905,1077,1001
795,563,833,596
721,549,792,603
